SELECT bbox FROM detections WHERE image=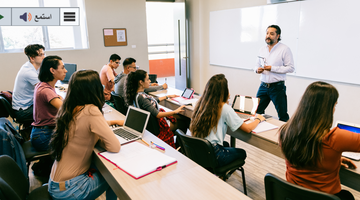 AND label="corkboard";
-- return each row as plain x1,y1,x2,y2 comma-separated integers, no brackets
103,28,127,47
